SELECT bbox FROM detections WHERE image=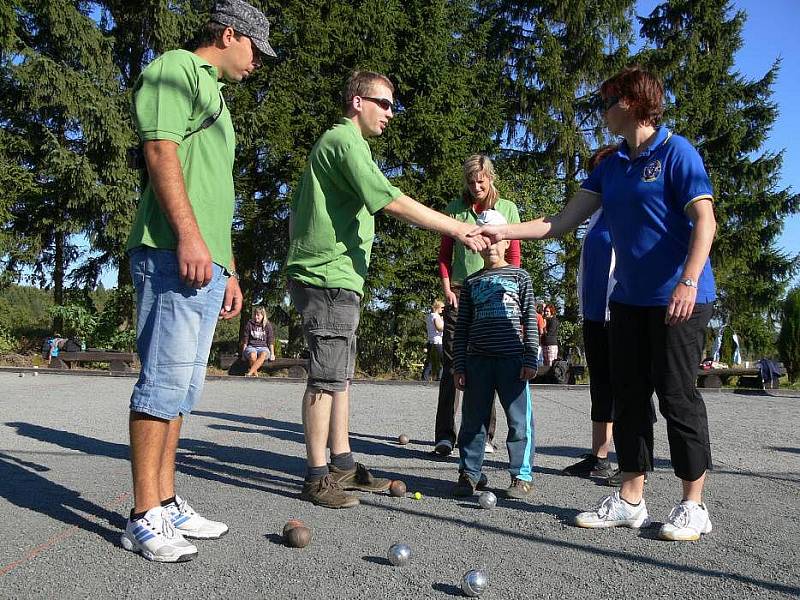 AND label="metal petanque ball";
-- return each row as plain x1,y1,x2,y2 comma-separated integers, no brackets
478,491,497,510
387,542,412,567
397,434,410,445
461,569,488,597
